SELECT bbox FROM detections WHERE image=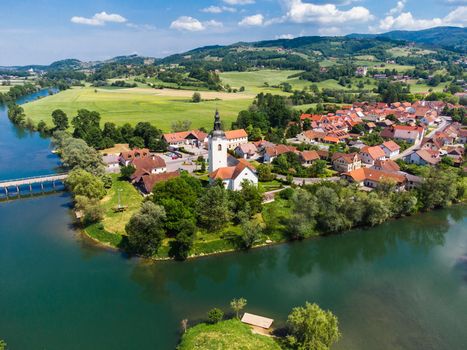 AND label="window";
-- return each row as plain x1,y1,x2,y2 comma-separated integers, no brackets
218,144,222,151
